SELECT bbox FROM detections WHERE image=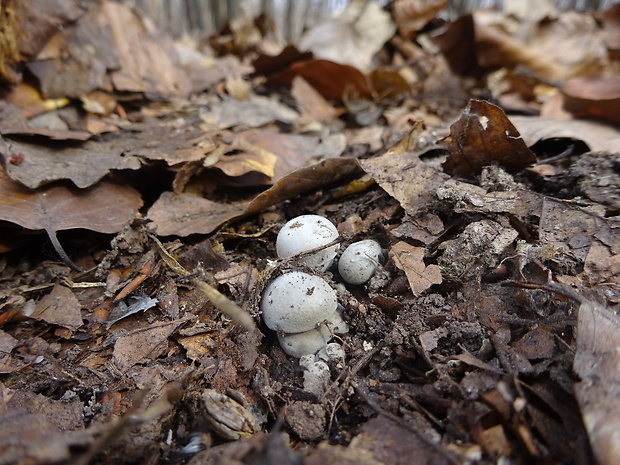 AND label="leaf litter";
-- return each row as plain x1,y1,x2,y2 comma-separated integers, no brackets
0,1,619,464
